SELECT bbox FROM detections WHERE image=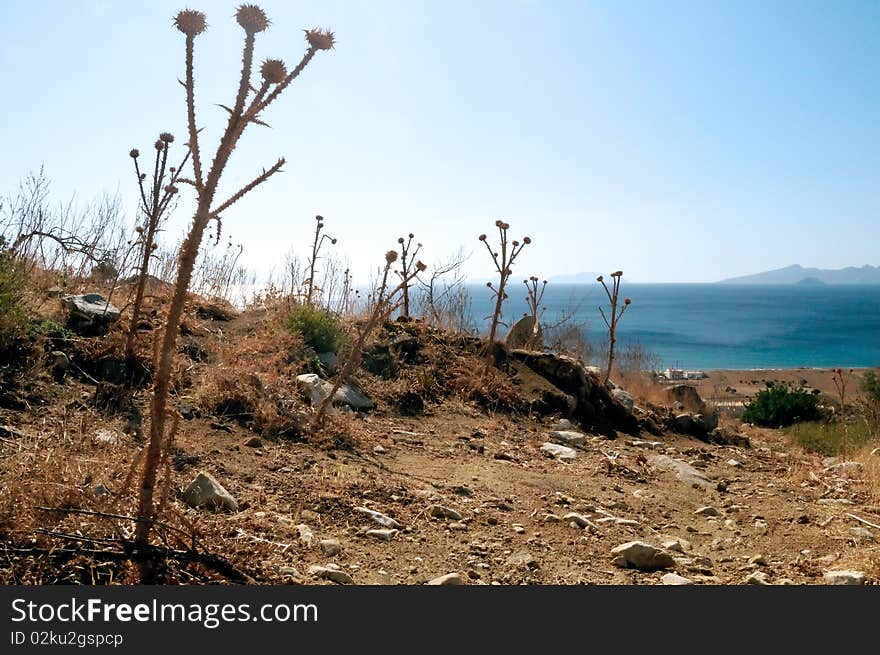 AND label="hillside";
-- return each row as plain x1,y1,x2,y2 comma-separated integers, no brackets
0,287,877,586
719,264,880,285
